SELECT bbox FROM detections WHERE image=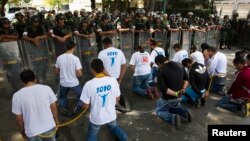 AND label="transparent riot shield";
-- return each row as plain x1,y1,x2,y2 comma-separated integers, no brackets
182,30,191,54
206,28,217,47
49,38,67,59
22,39,55,84
194,31,206,51
76,36,97,82
154,31,167,49
169,31,180,59
138,32,152,53
119,32,134,63
0,41,25,96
